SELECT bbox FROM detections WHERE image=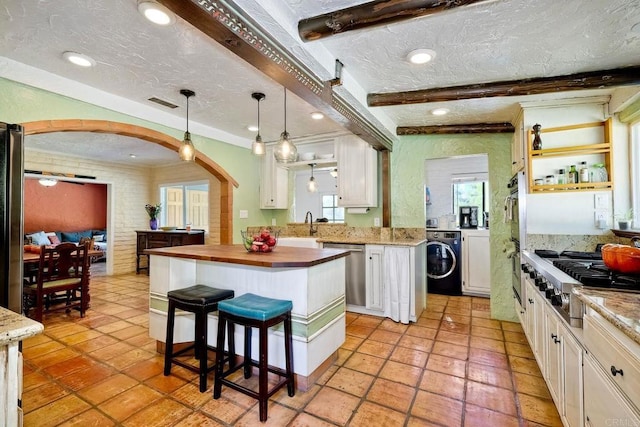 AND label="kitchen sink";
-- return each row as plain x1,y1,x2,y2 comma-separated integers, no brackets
277,237,321,248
